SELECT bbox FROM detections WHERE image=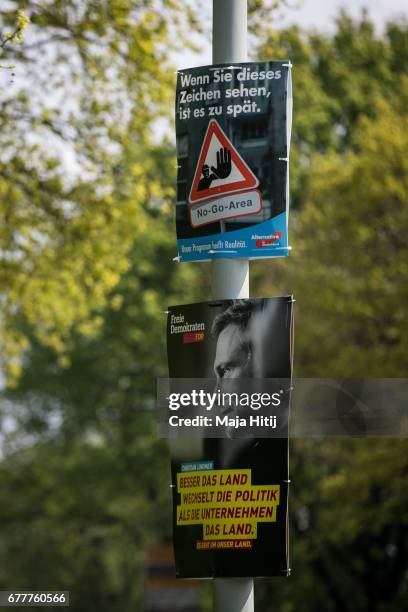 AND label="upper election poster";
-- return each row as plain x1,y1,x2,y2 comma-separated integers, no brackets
175,61,292,262
166,297,294,578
